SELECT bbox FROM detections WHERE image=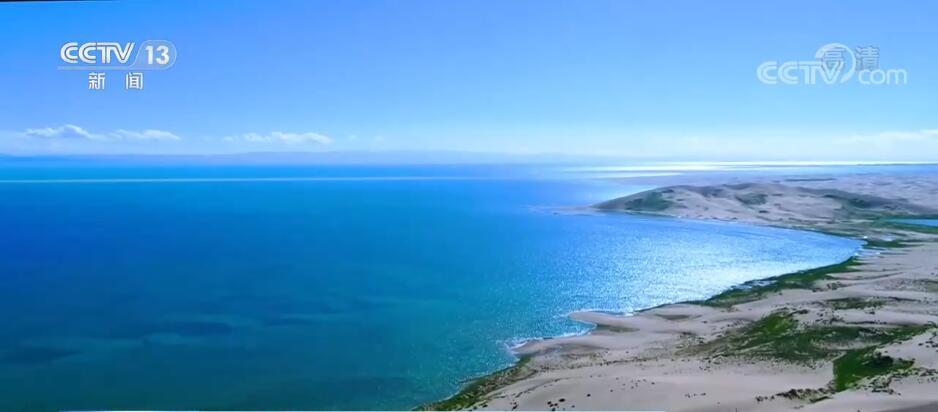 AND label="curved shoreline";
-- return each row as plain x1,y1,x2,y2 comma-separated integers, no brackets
421,178,938,411
419,243,863,411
